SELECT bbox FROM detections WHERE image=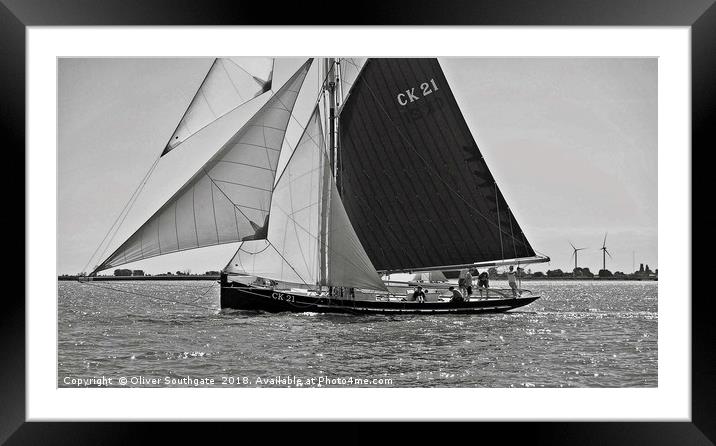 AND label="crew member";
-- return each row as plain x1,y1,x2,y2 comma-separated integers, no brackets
412,286,426,303
507,266,519,297
448,286,464,303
